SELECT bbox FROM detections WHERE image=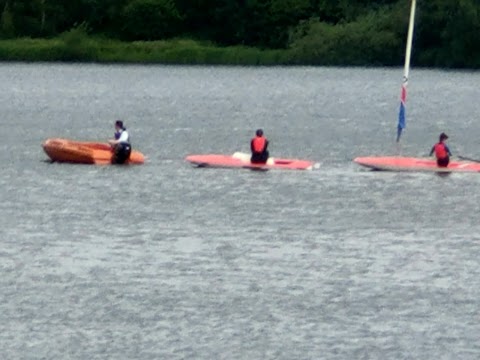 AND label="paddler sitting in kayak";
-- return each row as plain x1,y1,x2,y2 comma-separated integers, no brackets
429,132,451,167
108,120,132,164
250,129,269,164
